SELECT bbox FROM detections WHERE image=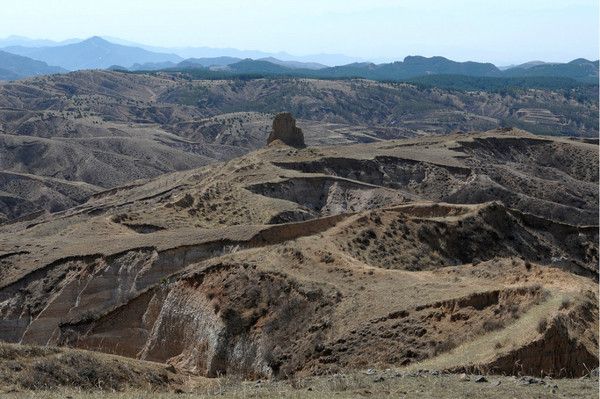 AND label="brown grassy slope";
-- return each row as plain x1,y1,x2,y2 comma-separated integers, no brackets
0,349,598,398
0,71,597,220
0,170,100,223
0,341,209,392
0,129,596,380
0,129,596,283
